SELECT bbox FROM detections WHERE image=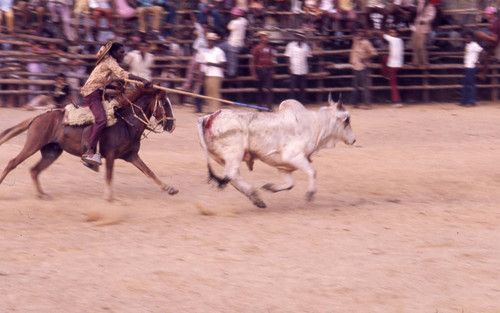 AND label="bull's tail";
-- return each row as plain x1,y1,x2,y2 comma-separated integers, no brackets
197,114,231,189
0,117,34,147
